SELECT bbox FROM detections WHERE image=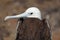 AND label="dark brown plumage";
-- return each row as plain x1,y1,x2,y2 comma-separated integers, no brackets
16,18,51,40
